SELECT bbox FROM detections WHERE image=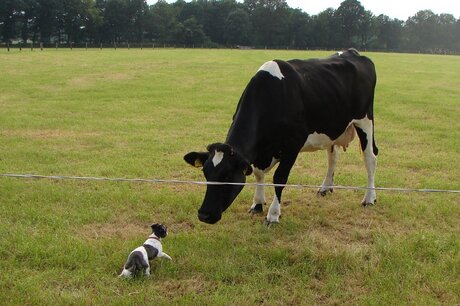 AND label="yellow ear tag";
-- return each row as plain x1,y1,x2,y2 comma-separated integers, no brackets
194,159,203,167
